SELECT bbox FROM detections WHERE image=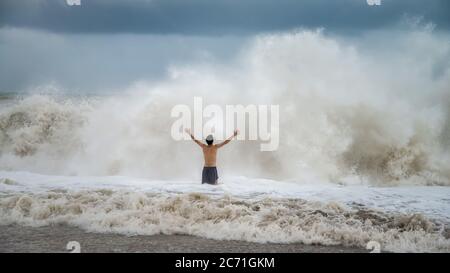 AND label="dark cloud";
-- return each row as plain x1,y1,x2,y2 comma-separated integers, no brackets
0,28,246,93
0,0,449,93
0,0,449,34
